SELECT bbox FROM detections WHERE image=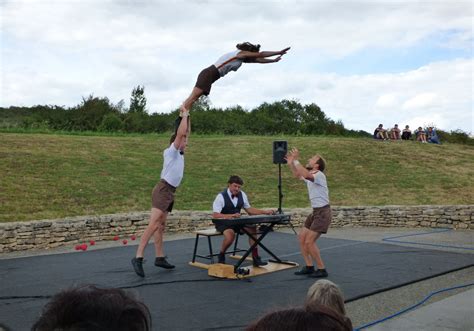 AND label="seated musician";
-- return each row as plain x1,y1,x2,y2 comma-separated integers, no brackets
212,175,275,267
